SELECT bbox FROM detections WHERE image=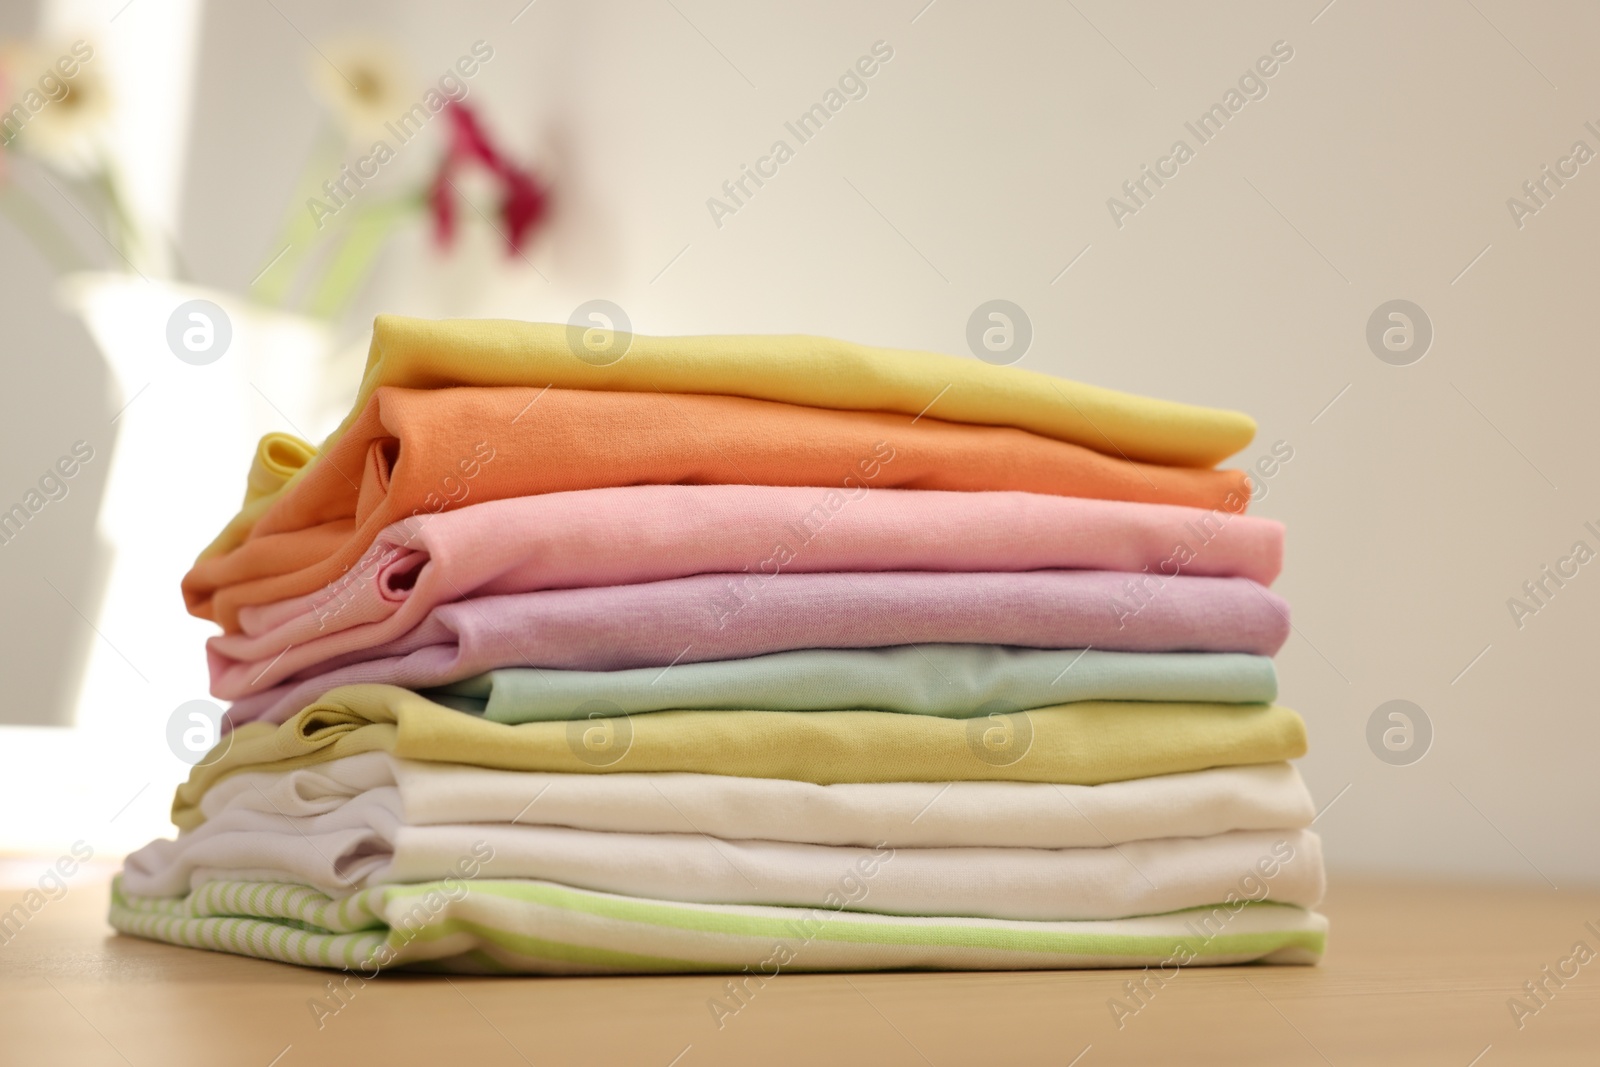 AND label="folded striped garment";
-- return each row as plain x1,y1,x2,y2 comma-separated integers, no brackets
223,571,1289,724
213,485,1284,689
109,877,1326,974
201,317,1259,566
185,387,1254,629
176,686,1308,829
197,755,1315,848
